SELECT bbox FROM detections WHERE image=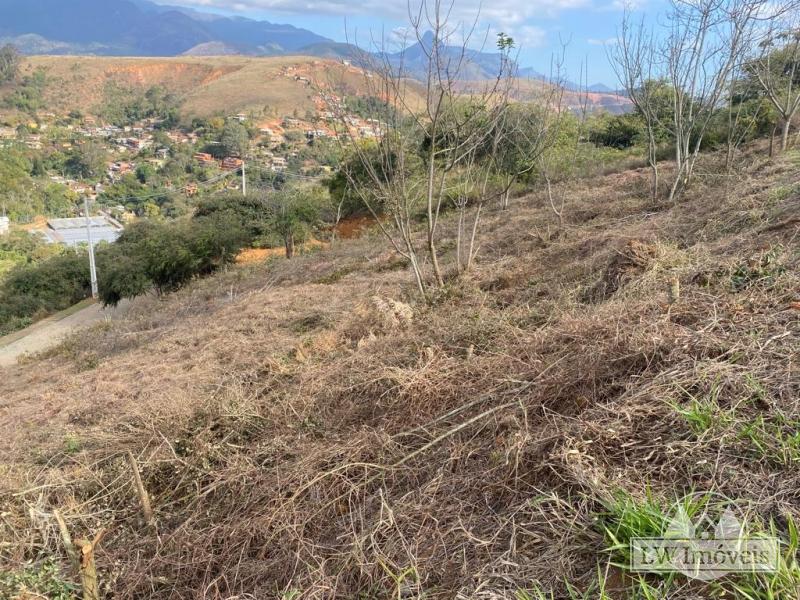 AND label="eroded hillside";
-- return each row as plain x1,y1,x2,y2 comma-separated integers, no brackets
2,56,630,123
0,146,798,598
7,55,412,119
